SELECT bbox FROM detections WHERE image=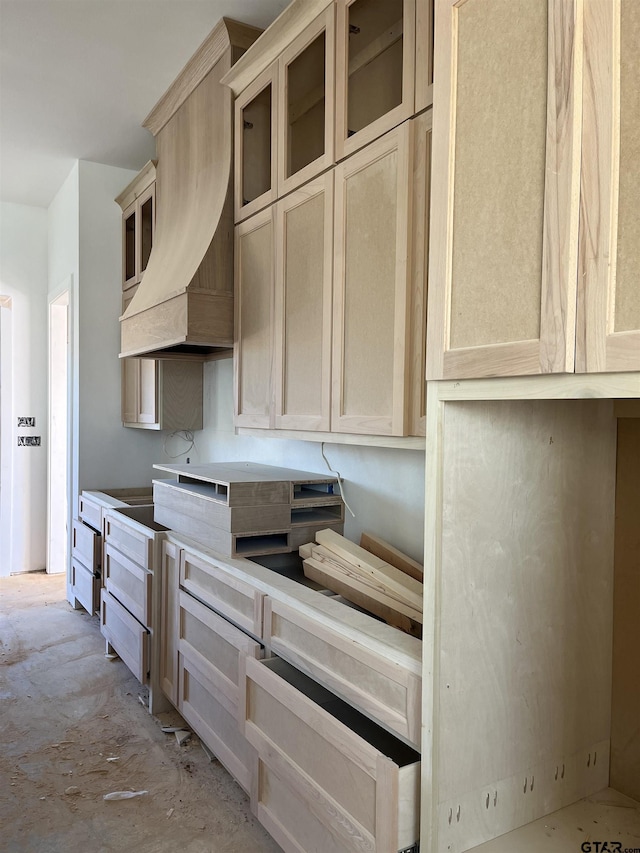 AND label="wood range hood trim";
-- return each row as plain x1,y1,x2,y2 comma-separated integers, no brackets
119,18,262,361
